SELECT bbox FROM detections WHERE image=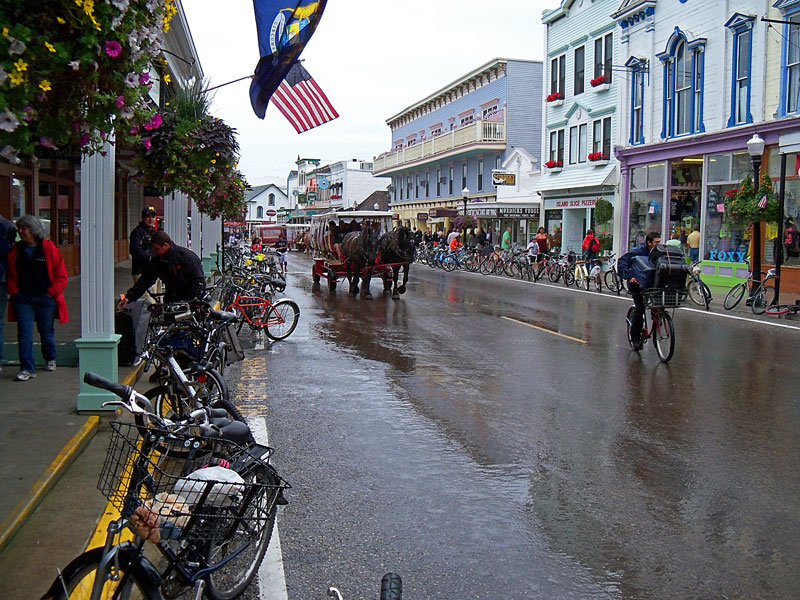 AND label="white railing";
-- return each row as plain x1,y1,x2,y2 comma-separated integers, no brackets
374,120,506,173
